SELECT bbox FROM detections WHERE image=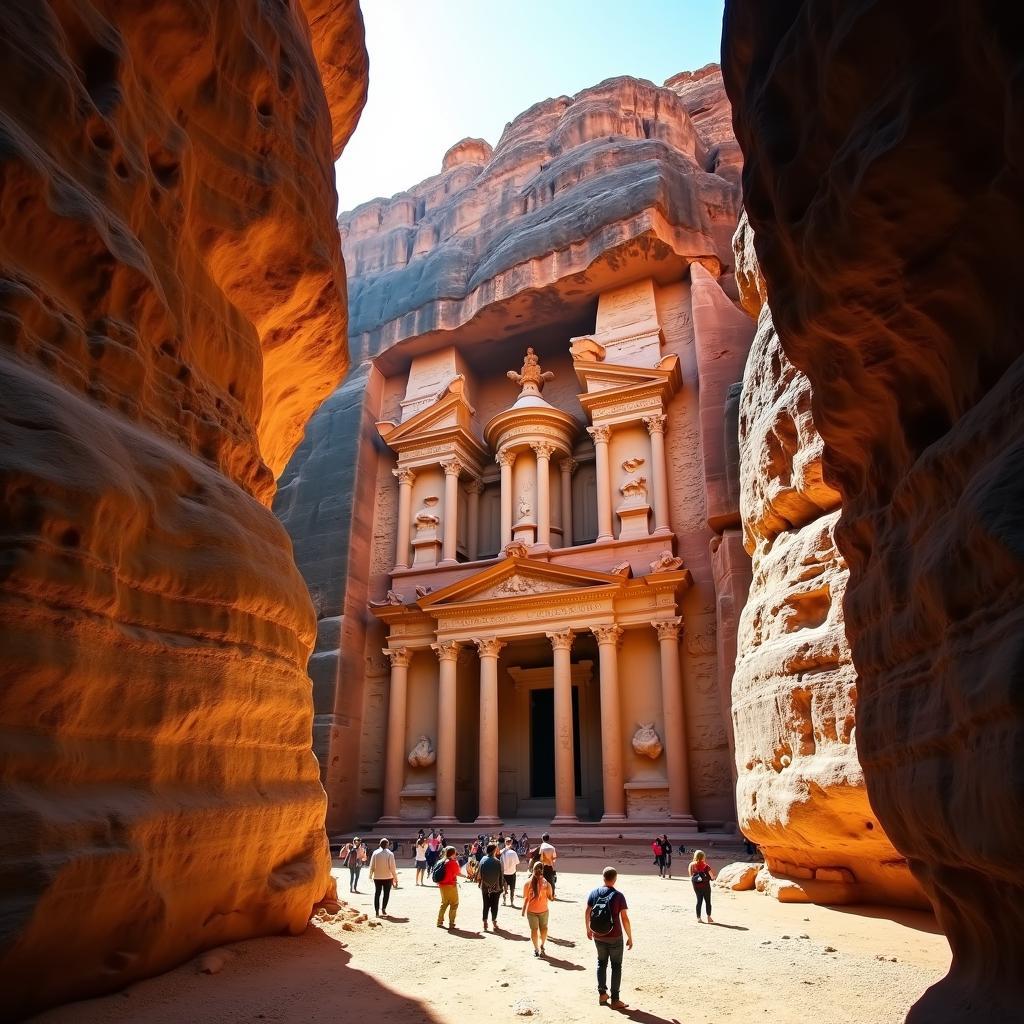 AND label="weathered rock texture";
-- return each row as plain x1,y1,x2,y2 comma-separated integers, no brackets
277,69,751,831
724,0,1023,1018
0,1,367,1016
